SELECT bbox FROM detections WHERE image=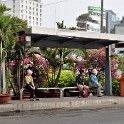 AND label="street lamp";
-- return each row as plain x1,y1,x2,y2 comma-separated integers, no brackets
100,0,104,33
